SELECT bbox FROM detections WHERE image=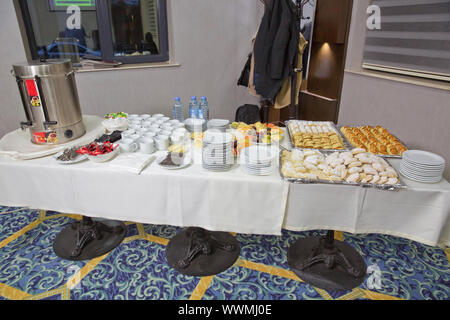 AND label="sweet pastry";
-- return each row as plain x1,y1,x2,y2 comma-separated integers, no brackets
288,121,346,150
281,148,401,186
340,125,407,156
